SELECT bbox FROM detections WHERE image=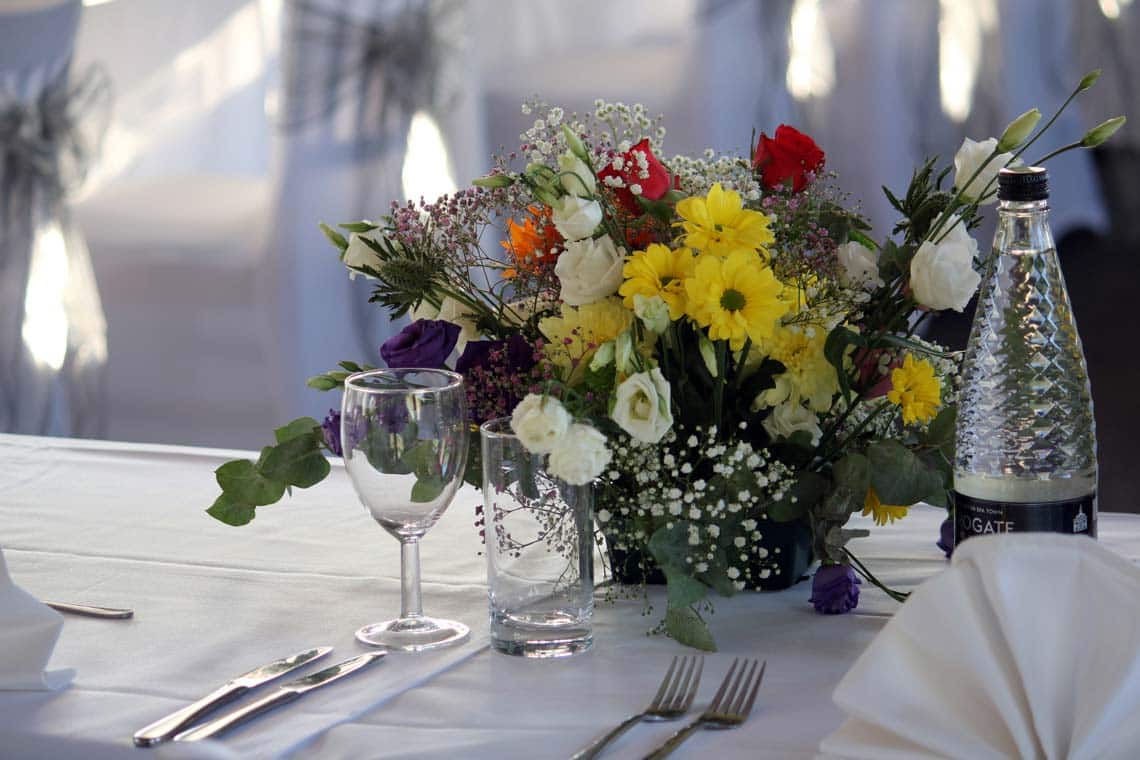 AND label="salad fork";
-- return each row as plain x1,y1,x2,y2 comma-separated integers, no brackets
570,655,703,759
644,658,766,759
